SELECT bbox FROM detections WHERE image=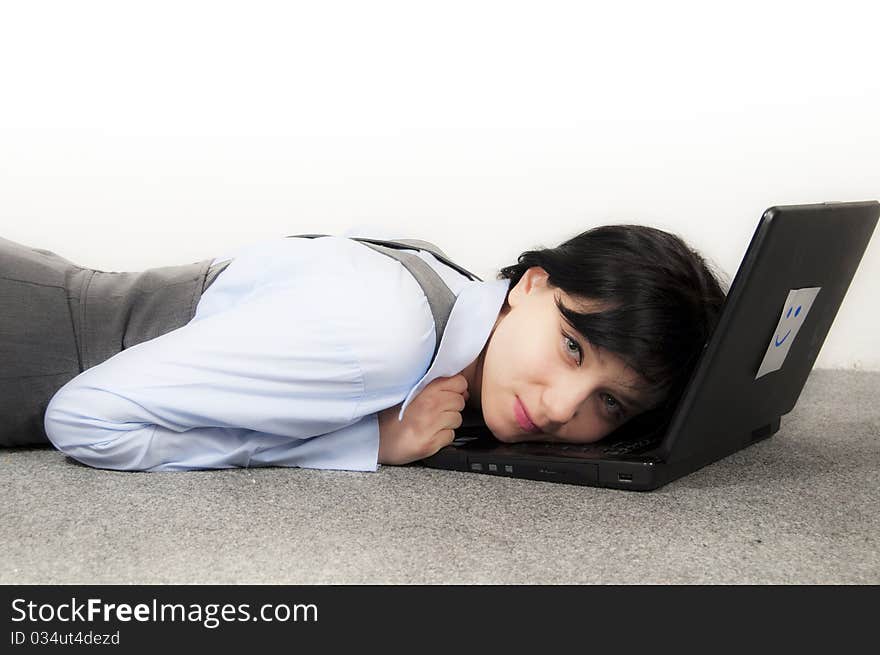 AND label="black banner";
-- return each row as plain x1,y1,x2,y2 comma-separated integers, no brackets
1,585,874,649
